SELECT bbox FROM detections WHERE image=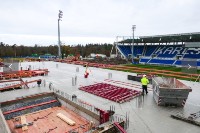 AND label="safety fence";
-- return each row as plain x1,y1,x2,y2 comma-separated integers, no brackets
49,83,100,116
